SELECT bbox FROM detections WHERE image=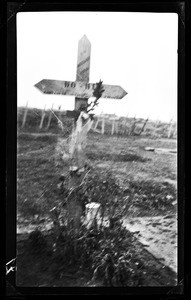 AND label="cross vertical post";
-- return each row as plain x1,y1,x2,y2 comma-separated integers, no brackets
75,35,91,112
